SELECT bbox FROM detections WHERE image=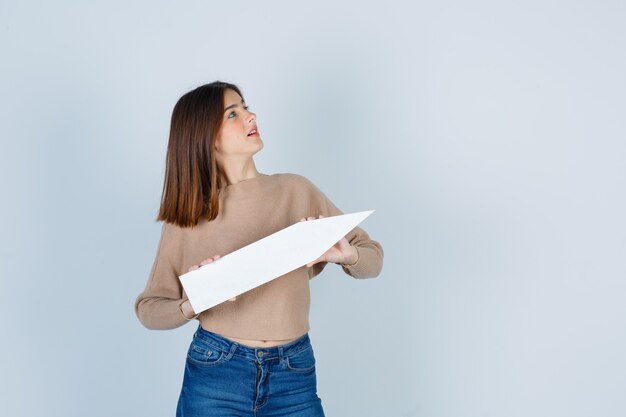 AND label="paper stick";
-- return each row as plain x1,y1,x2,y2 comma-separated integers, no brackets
179,210,375,313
